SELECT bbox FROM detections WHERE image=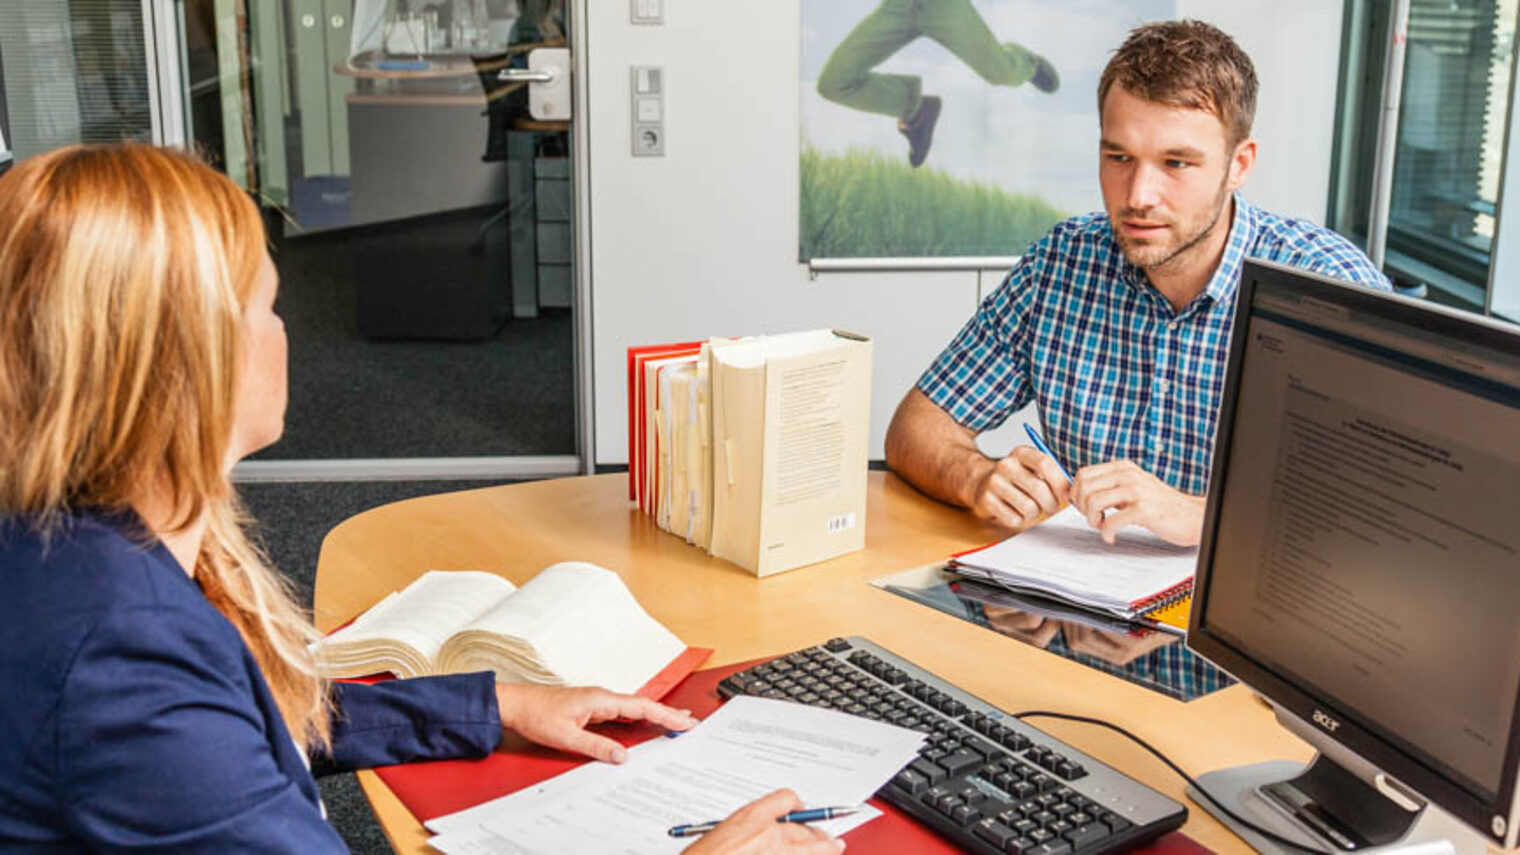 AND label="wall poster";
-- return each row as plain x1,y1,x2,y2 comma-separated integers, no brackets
801,0,1177,260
